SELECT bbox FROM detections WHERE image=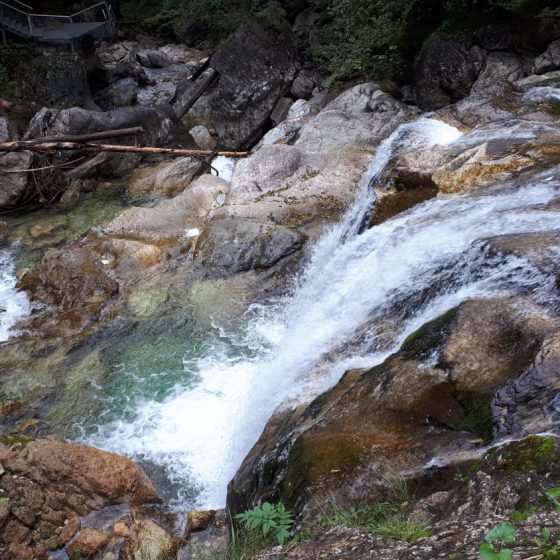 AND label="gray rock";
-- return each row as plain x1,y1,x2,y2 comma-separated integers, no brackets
472,52,525,92
95,77,139,109
533,39,560,74
185,22,298,149
137,50,172,68
295,83,414,153
291,69,317,99
270,97,294,126
197,217,306,273
230,144,303,202
103,174,229,245
0,117,31,210
414,34,477,110
127,157,205,198
189,125,217,151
